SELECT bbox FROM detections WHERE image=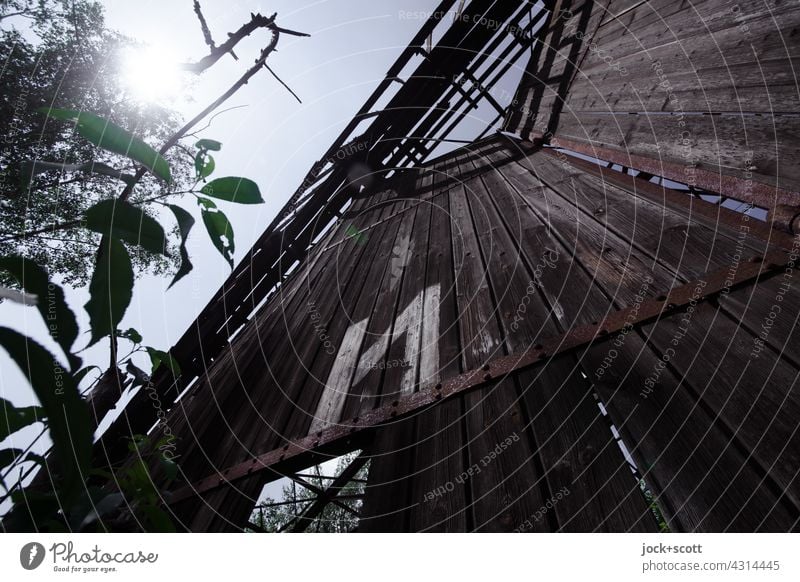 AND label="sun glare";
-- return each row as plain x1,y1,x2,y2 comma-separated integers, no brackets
121,45,182,103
